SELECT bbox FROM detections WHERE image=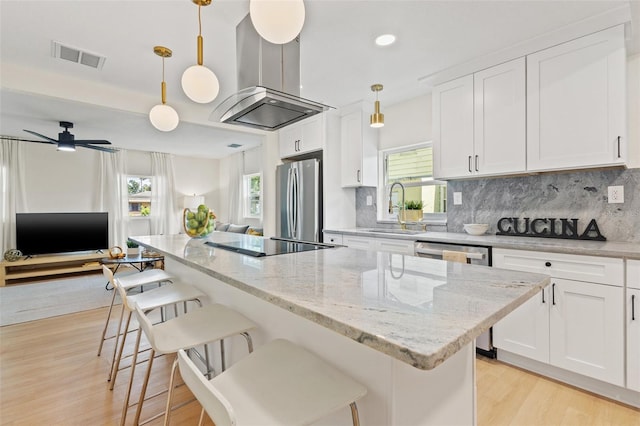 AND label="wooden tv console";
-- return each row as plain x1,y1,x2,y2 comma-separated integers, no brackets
0,252,106,286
